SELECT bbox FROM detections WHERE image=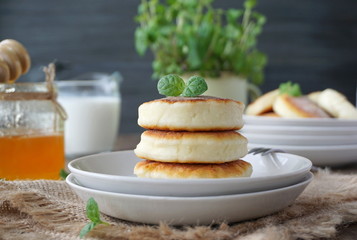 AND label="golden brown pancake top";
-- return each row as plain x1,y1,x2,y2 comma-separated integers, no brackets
134,159,252,179
144,95,243,105
143,129,244,139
